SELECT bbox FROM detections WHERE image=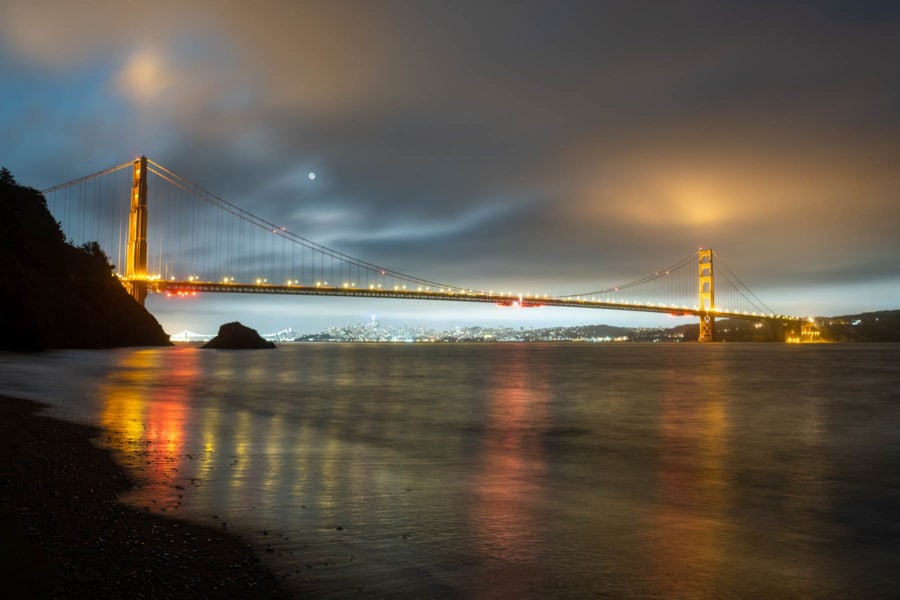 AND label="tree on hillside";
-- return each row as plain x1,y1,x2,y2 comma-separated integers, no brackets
0,166,16,186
